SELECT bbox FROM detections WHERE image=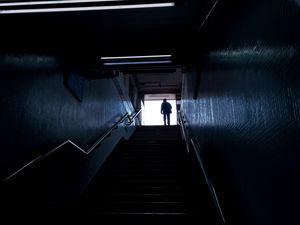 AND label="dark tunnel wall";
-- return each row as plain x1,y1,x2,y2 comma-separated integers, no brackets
181,0,300,225
0,53,131,181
